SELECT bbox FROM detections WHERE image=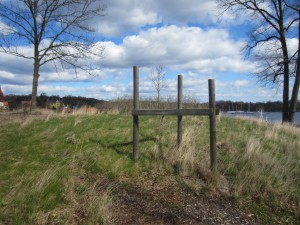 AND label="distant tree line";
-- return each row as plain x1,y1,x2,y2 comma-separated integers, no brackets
216,101,300,112
3,93,300,113
3,94,104,110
